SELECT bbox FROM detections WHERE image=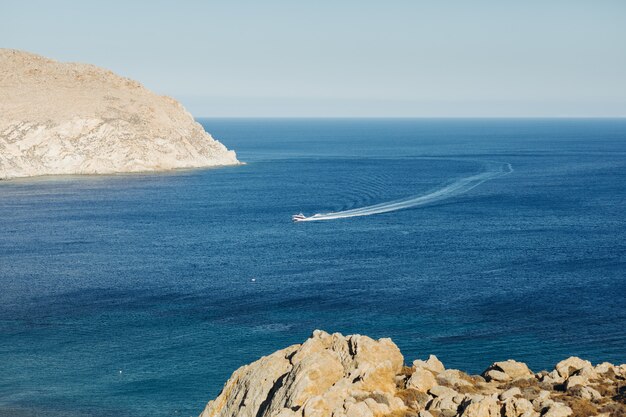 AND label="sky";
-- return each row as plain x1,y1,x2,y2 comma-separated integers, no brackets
2,0,626,117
